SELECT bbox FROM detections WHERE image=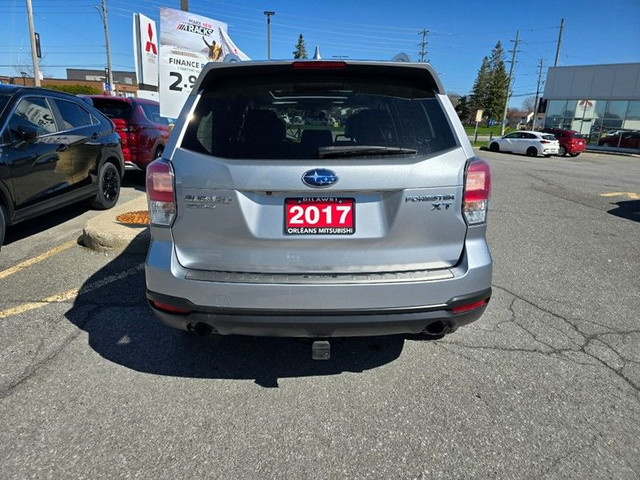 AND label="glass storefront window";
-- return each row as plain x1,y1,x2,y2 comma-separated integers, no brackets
623,101,640,130
563,100,577,118
626,101,640,120
544,99,640,151
545,100,565,128
604,100,629,119
546,100,566,117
